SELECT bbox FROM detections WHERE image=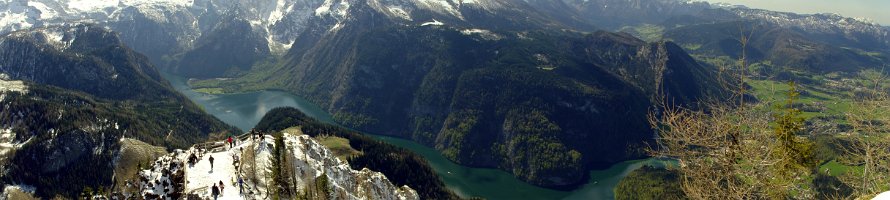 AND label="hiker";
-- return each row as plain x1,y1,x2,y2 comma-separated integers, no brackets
228,136,234,149
233,154,240,171
232,154,237,166
238,176,244,194
188,153,197,166
211,183,220,200
219,180,225,194
209,155,215,171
